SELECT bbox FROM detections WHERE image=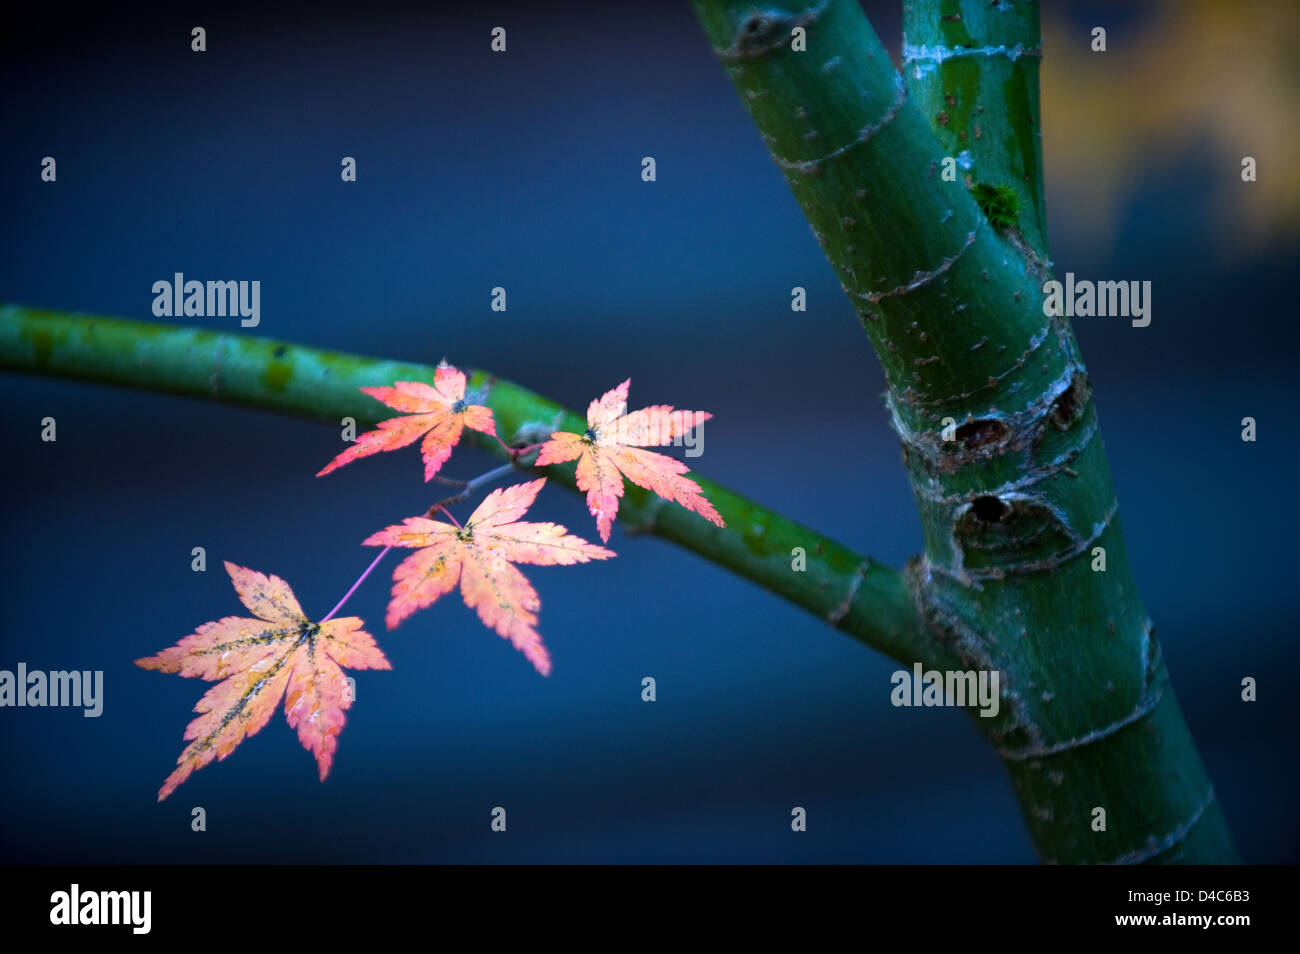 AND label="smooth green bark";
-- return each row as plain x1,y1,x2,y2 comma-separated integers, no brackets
692,0,1235,862
902,0,1050,257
